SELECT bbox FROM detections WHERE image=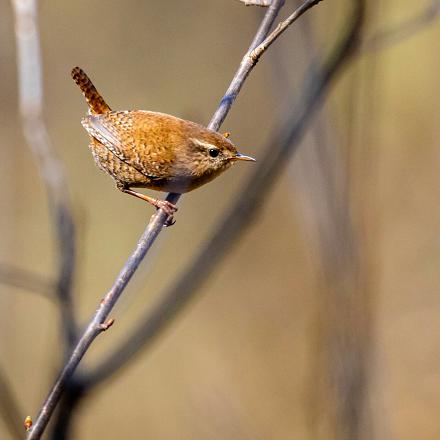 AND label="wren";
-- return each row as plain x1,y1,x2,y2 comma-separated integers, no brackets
71,67,255,223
